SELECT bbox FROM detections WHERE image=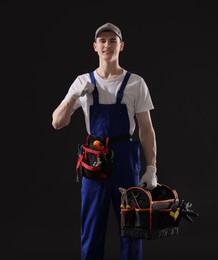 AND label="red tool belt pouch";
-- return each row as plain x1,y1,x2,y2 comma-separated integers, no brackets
120,184,180,240
76,135,114,180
